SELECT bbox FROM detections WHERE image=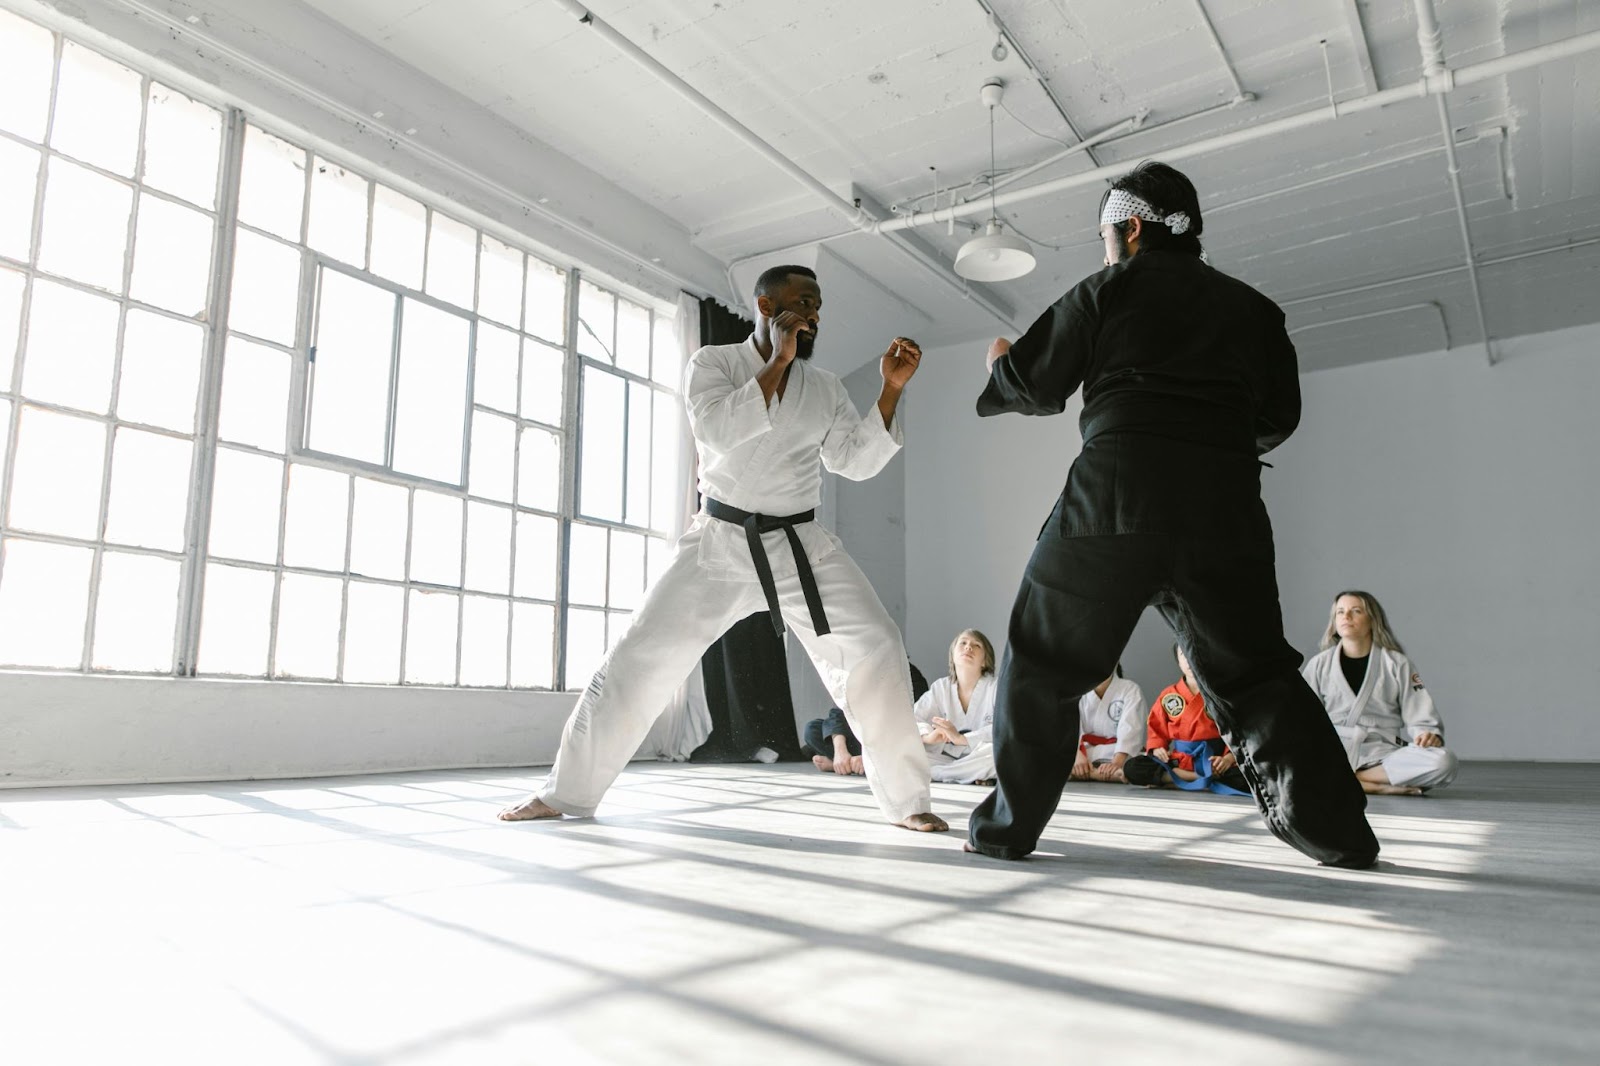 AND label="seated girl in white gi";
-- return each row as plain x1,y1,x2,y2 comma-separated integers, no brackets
1069,665,1146,783
916,630,997,785
1302,590,1459,795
